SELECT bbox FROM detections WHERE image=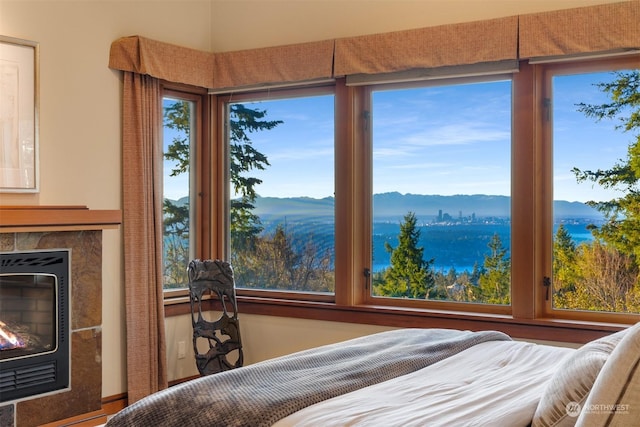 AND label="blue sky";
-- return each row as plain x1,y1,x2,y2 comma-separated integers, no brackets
371,80,511,198
240,95,335,199
164,71,631,204
553,72,630,203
